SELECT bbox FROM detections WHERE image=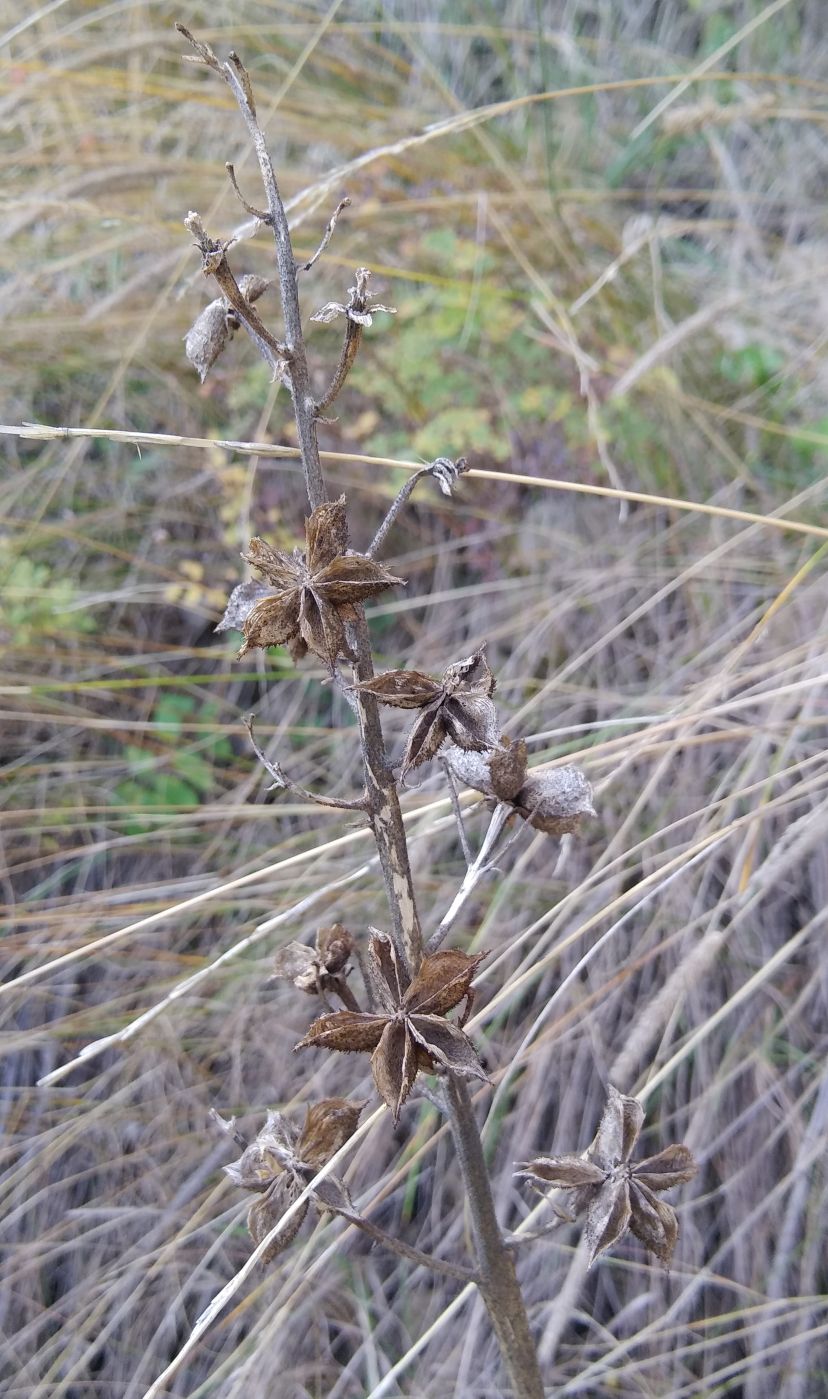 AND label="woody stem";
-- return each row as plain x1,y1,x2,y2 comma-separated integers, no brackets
445,1077,545,1399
